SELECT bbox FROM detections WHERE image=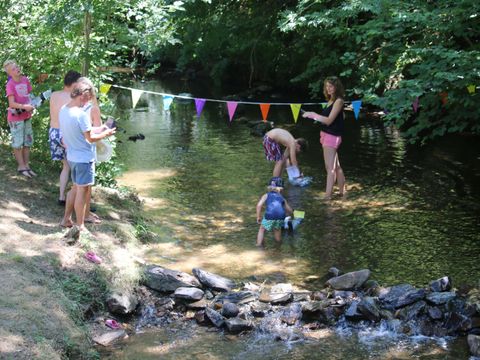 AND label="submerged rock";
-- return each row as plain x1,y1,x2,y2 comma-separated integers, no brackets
280,303,303,326
106,292,138,315
430,276,452,292
144,265,201,292
325,269,370,290
225,318,253,334
192,268,235,292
